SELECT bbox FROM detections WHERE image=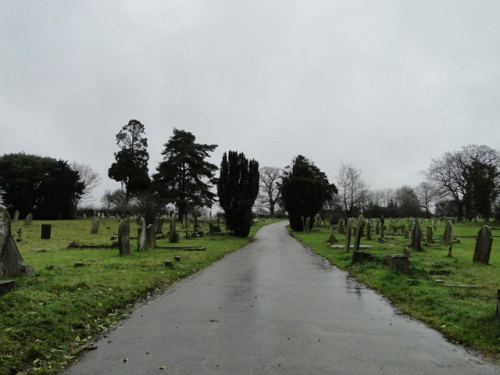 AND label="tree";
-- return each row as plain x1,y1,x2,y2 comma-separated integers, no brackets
108,120,150,205
153,129,218,220
100,189,128,213
426,145,500,220
416,181,438,218
280,155,337,231
71,162,100,207
394,185,422,217
217,151,260,237
257,167,282,217
0,153,84,219
335,163,368,217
